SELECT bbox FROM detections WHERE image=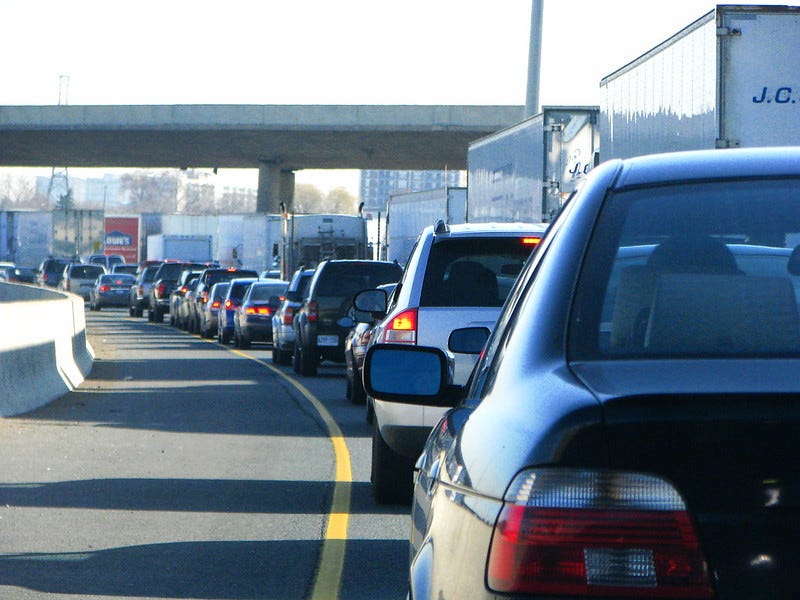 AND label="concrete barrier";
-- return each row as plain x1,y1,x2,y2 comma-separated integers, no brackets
0,282,94,416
